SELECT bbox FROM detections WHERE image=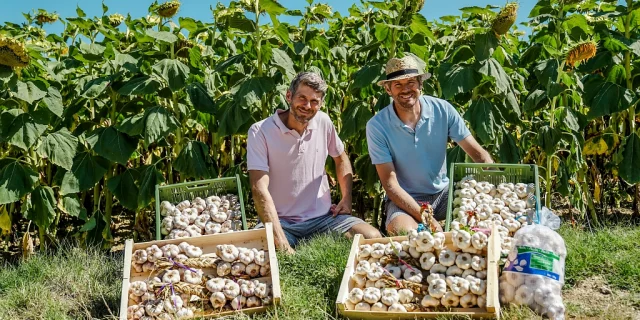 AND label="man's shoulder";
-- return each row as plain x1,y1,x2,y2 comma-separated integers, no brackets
421,95,454,112
421,95,450,107
248,116,275,134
